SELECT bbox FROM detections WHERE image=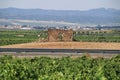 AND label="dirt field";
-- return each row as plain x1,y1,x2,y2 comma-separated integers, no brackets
0,42,120,50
